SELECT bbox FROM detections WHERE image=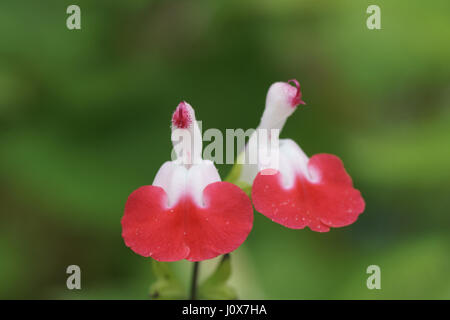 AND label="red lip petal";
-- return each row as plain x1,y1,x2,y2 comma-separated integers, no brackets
252,154,365,232
121,182,253,261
